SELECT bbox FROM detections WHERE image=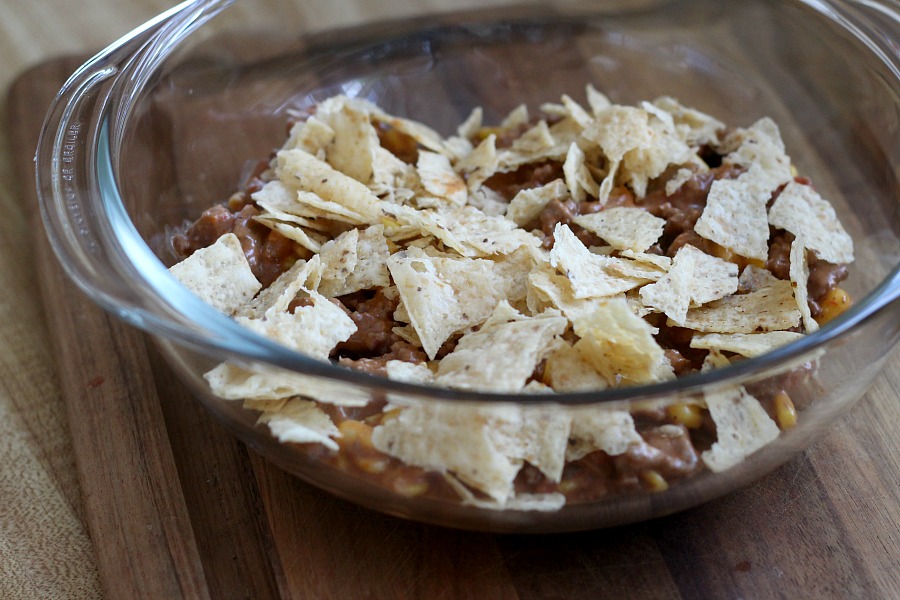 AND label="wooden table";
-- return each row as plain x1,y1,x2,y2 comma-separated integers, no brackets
2,1,898,598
